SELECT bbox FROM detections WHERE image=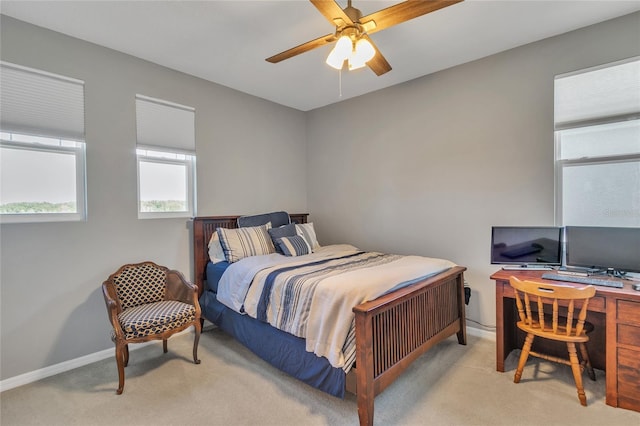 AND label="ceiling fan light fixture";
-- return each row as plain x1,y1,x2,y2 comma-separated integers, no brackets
268,0,463,76
348,37,375,70
326,35,352,69
348,59,366,70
